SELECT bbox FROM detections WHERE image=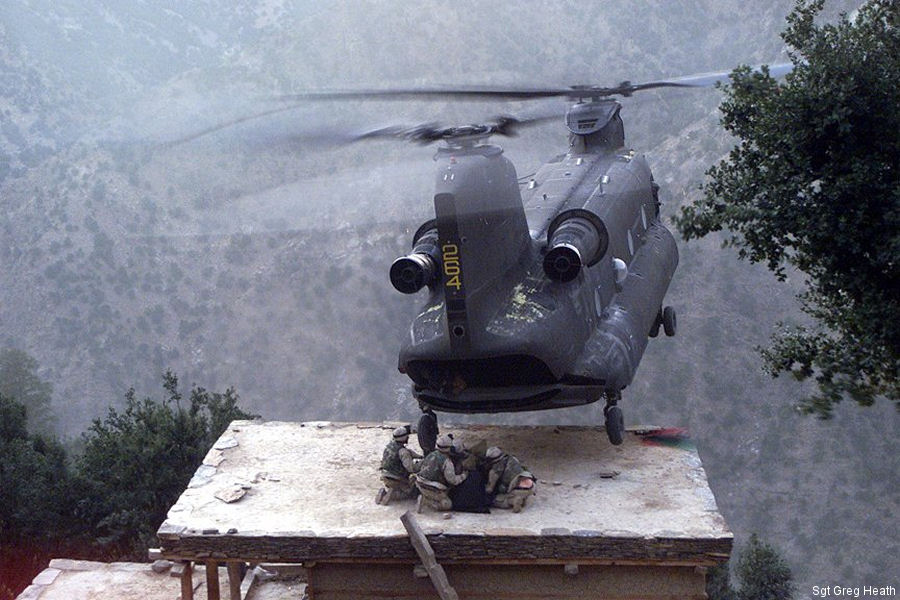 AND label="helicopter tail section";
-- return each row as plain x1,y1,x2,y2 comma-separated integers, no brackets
433,192,471,352
427,144,531,351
